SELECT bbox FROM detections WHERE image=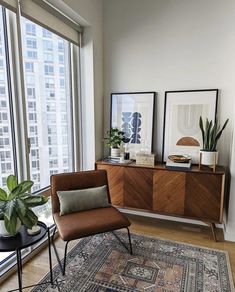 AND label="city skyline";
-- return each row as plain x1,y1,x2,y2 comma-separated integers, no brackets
0,14,74,192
